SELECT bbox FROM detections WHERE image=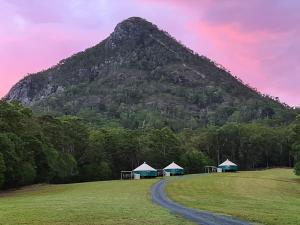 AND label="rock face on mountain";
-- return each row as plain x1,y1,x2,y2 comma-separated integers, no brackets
5,17,295,129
